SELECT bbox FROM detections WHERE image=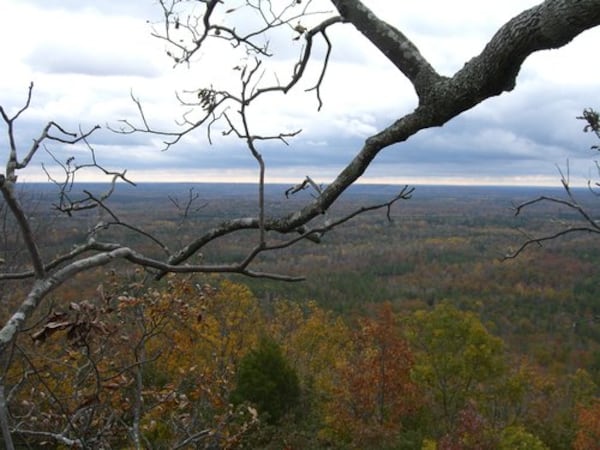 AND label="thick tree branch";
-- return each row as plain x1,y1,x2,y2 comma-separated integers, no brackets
0,240,98,280
155,0,600,270
330,0,442,97
283,0,600,236
116,0,600,279
447,0,600,105
0,177,45,278
262,185,414,252
156,185,413,278
10,429,83,448
333,0,600,106
0,247,135,357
